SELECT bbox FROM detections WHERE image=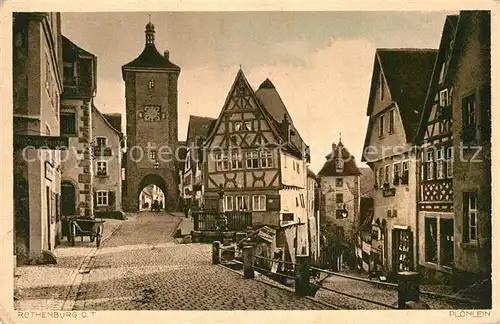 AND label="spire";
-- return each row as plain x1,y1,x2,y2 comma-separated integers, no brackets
145,16,155,46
